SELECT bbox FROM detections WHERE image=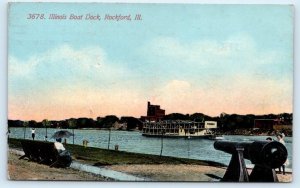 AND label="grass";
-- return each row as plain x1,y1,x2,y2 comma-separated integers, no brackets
8,138,225,167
